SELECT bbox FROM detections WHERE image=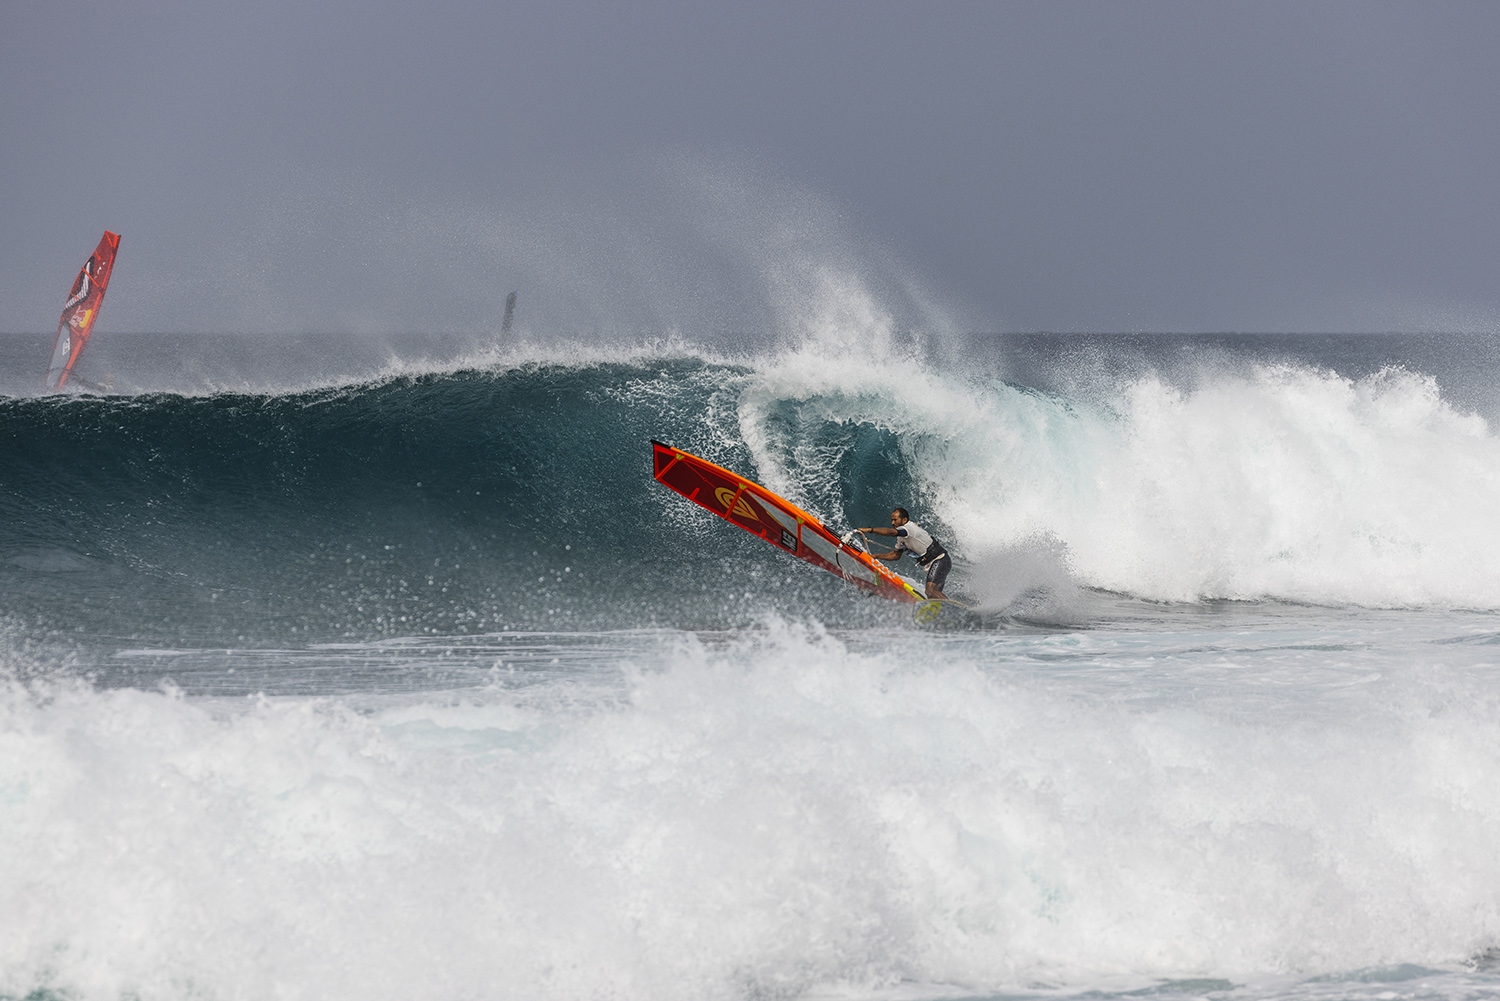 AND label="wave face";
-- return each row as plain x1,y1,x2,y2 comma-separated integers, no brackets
5,337,1500,648
1,358,765,642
